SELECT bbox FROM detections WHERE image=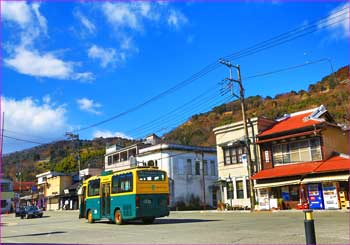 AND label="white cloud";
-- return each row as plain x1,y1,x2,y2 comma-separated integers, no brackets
318,3,350,39
1,1,32,27
74,10,96,34
42,94,52,104
31,3,48,34
167,9,188,29
4,46,93,81
77,98,102,115
93,130,132,139
2,97,68,153
88,45,117,68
